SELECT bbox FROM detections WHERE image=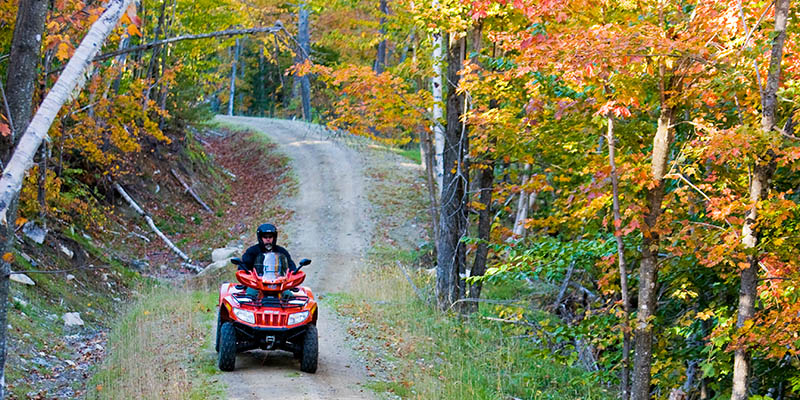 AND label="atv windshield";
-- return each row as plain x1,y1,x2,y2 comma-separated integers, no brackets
255,252,288,280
